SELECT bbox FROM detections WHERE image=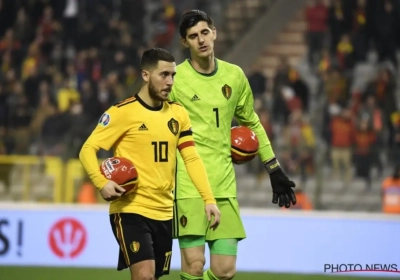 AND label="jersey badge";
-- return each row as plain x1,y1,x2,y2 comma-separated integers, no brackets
180,215,187,227
167,118,179,135
222,84,232,100
130,241,140,253
98,113,110,126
